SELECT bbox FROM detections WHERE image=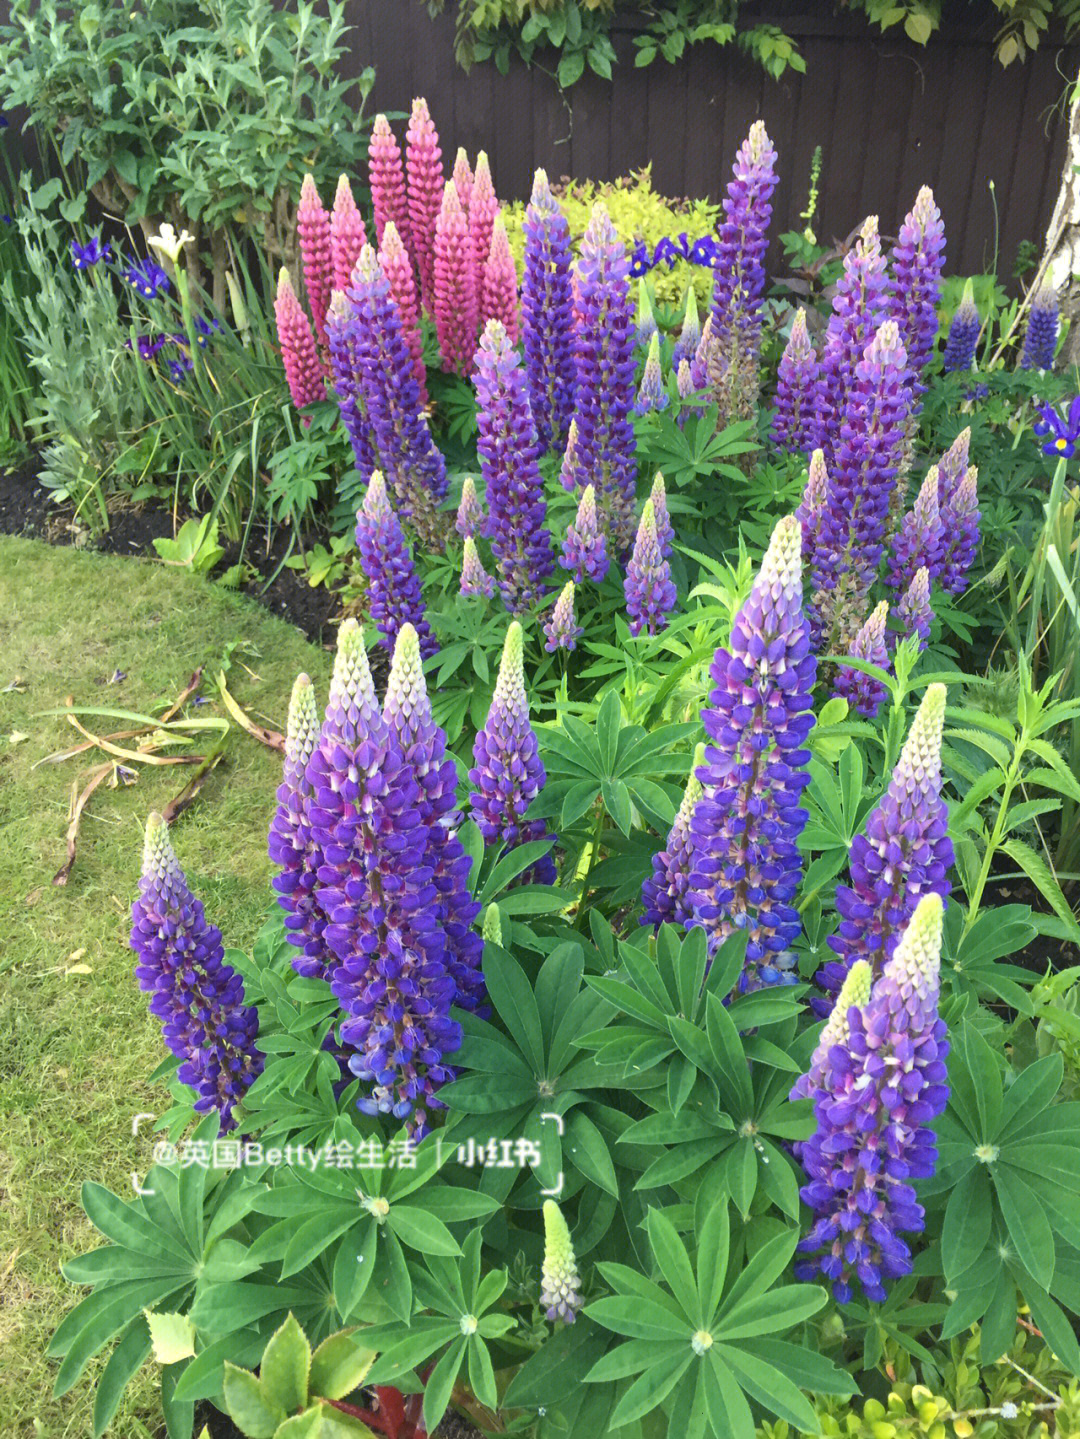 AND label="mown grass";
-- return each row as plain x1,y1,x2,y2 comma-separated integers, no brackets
0,535,331,1438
